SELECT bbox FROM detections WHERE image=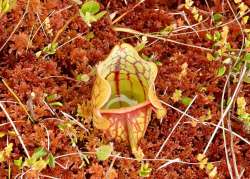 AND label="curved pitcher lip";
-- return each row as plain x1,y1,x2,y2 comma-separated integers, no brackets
99,100,151,114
